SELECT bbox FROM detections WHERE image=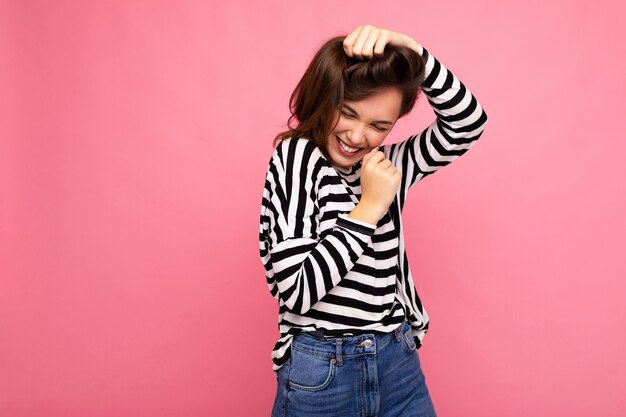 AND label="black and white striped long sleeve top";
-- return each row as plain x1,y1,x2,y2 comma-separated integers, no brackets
259,46,488,372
